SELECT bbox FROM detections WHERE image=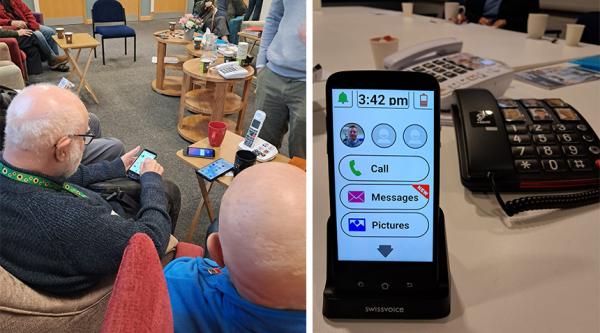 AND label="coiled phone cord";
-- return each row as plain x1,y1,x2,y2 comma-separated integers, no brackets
488,172,600,217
